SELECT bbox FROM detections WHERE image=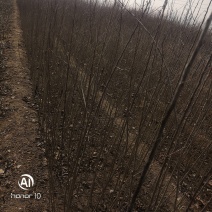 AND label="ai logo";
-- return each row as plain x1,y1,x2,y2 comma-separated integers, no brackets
18,174,35,190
